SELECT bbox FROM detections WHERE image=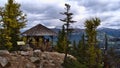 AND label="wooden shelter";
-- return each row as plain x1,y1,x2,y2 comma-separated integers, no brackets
22,24,57,51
